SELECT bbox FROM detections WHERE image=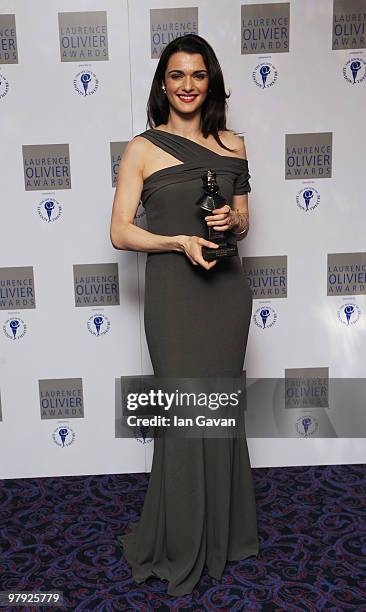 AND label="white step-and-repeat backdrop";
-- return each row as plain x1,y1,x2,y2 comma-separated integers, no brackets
1,0,365,479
